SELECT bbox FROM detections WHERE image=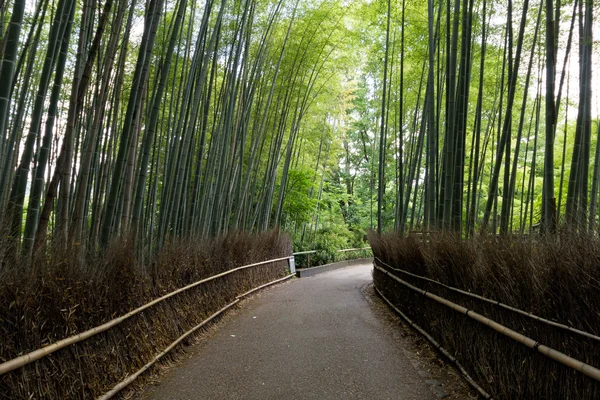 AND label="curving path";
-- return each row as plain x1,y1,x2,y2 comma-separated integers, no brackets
137,263,444,400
